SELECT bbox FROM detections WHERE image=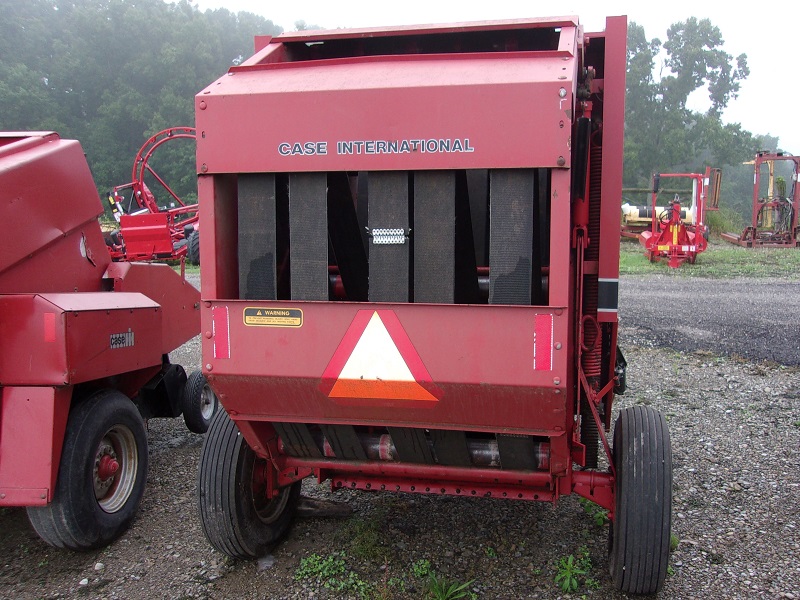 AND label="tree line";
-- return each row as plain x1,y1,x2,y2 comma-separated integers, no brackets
0,2,779,222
